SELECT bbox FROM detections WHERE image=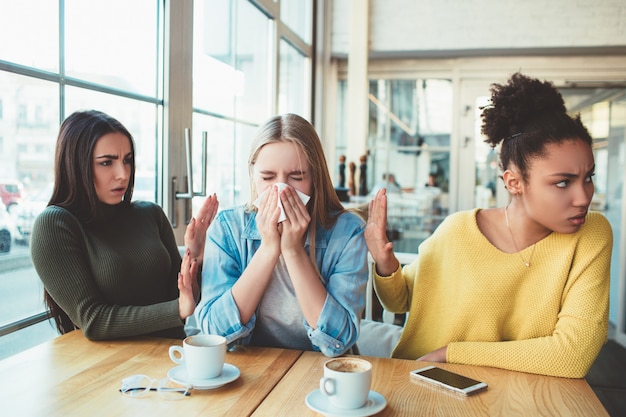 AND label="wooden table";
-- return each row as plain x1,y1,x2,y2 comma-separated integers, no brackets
0,331,609,416
252,351,609,417
0,331,301,416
